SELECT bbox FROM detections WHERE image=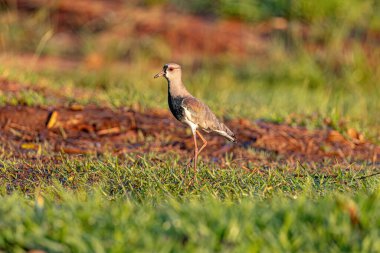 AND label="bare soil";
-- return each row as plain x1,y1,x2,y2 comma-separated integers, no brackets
1,102,378,166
